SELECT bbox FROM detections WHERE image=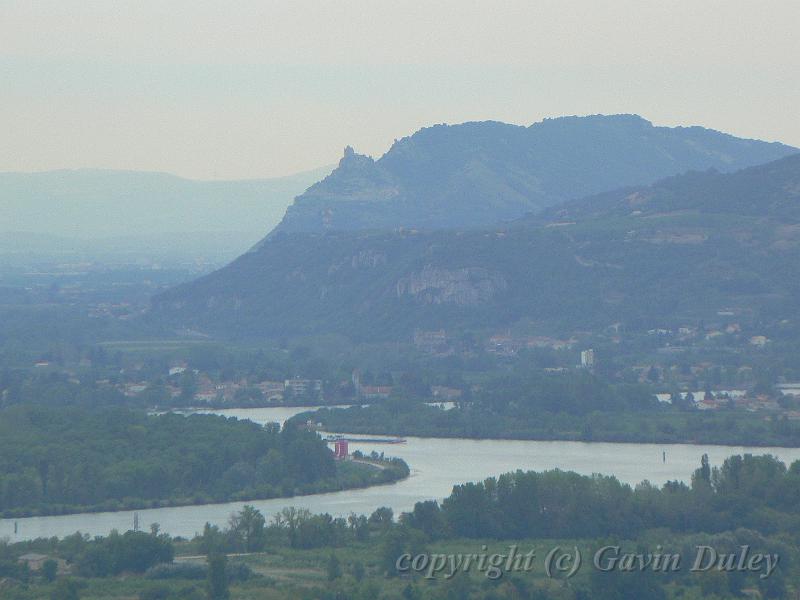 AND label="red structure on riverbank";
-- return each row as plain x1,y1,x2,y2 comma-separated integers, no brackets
333,439,349,459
